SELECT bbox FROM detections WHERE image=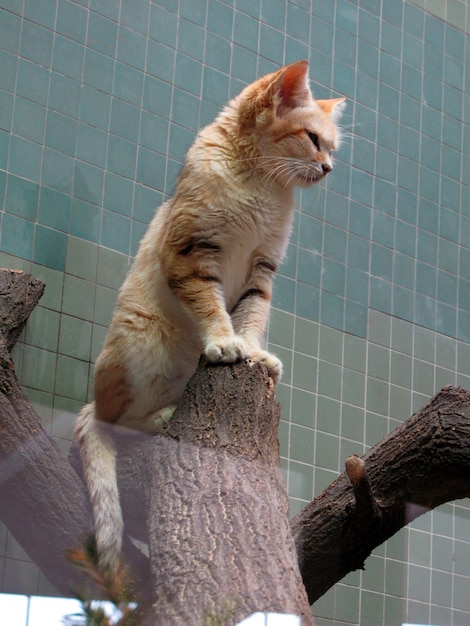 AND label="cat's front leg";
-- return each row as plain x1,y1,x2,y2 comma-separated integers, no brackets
166,264,249,364
230,257,283,383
